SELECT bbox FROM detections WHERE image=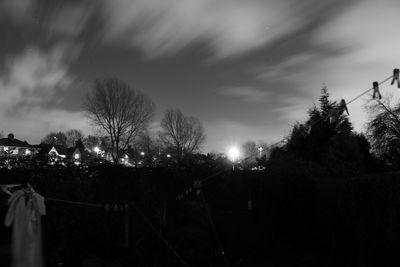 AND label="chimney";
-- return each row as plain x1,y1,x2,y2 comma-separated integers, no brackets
8,133,14,141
